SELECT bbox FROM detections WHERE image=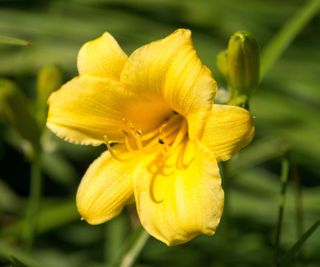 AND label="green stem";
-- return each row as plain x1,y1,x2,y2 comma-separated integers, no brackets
275,157,290,266
23,151,42,251
104,215,127,265
292,165,304,264
293,166,303,239
220,163,230,250
118,227,149,267
260,0,320,80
